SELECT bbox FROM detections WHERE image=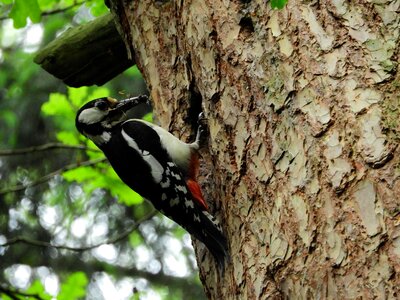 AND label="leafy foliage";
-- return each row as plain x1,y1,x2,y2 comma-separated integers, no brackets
58,272,88,300
271,0,288,9
3,0,109,28
9,0,41,28
0,1,205,299
26,280,52,300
